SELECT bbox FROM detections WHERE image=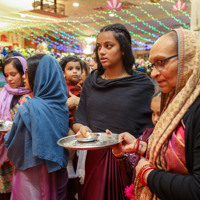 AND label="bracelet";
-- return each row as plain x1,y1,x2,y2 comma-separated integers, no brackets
139,167,151,186
138,165,155,186
141,141,147,156
138,141,148,156
134,139,140,154
77,125,92,134
112,149,124,158
138,142,143,155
